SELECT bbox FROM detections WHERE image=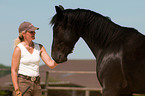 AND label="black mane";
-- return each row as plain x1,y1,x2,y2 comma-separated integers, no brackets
50,8,112,27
